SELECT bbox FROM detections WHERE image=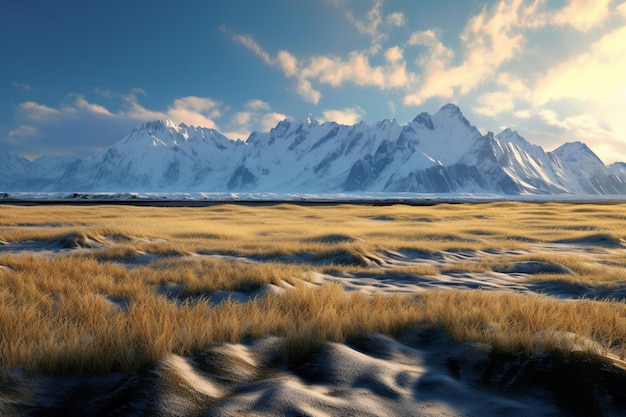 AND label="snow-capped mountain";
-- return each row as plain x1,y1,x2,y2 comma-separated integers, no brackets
0,151,34,190
234,112,401,192
551,142,626,194
2,104,625,195
609,162,626,178
54,120,244,192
